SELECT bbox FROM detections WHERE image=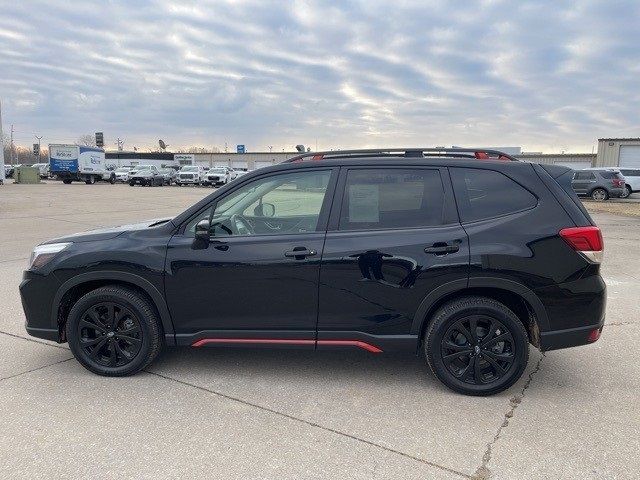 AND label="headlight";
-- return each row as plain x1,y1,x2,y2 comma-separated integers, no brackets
29,242,72,270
